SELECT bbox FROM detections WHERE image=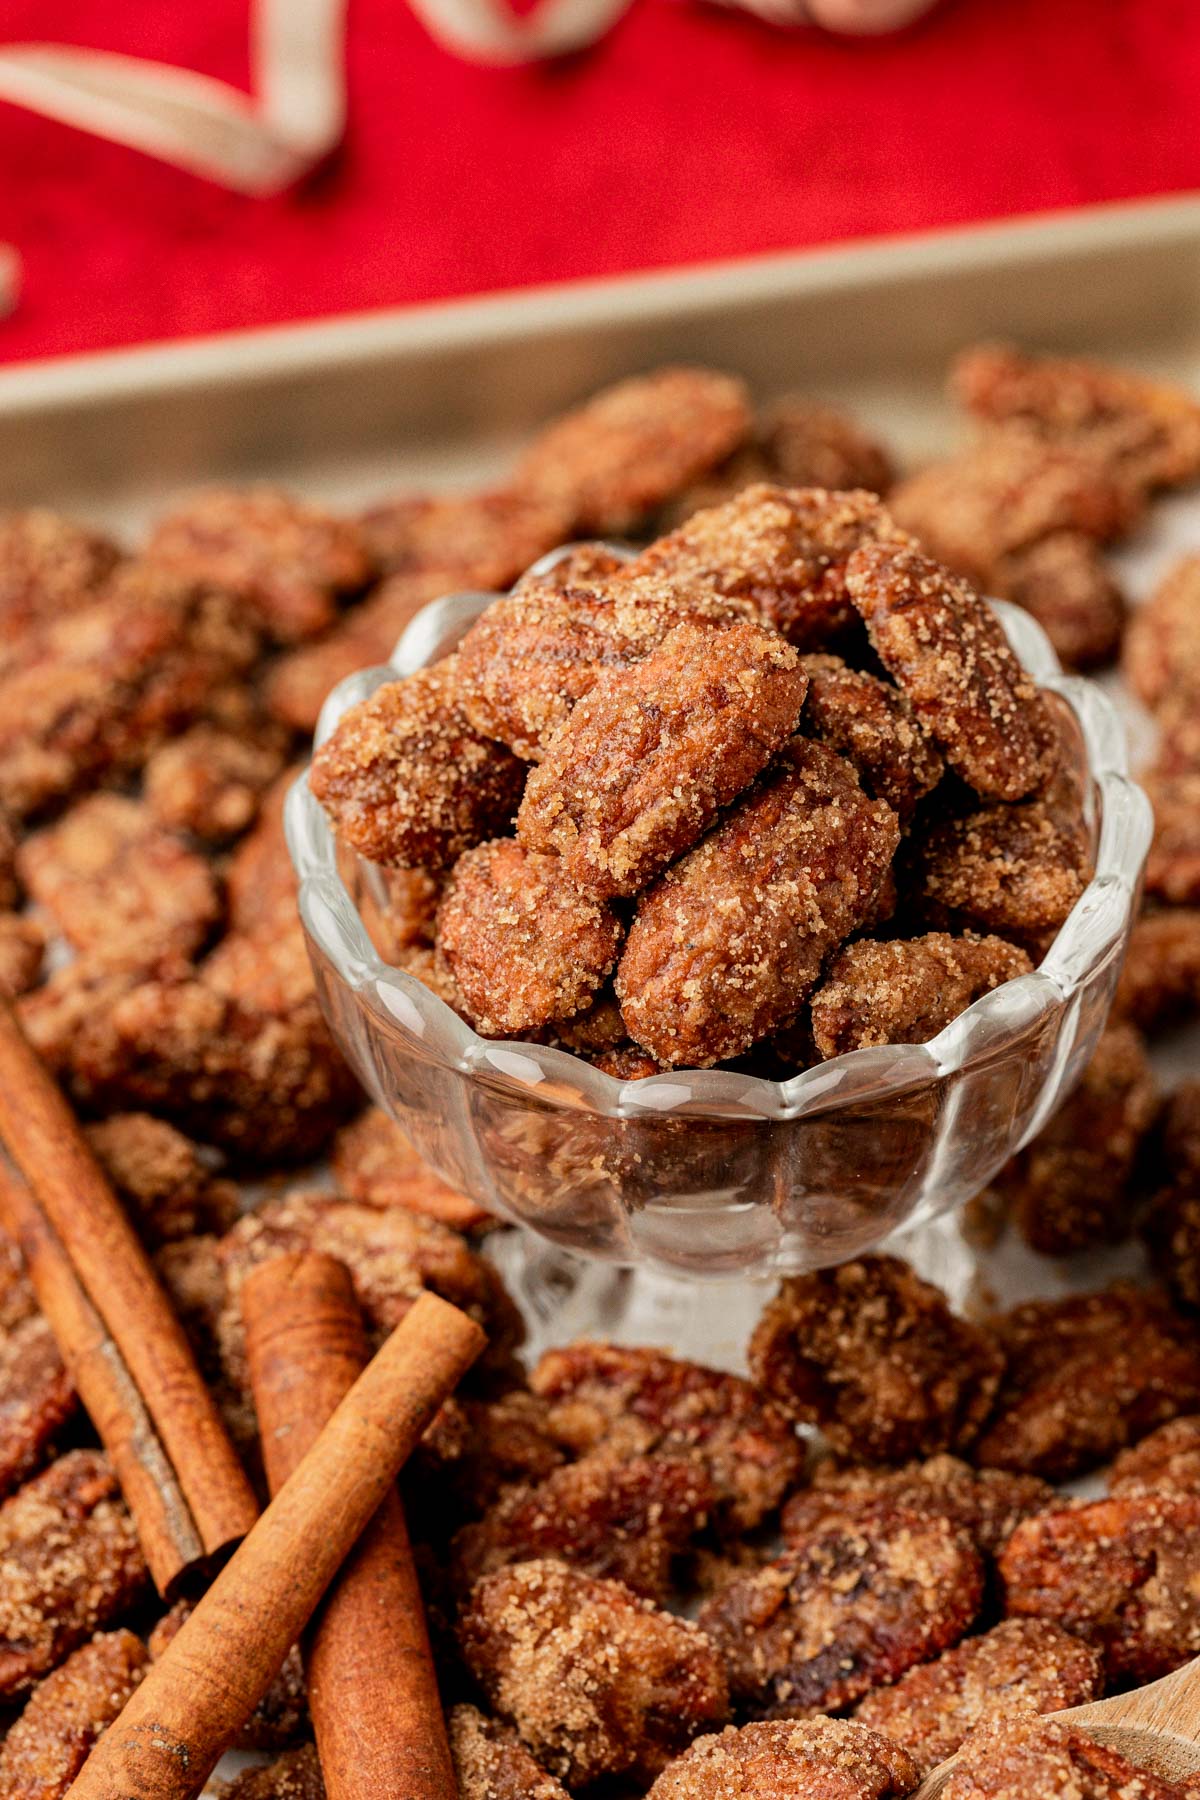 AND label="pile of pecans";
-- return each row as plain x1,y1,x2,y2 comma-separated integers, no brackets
0,348,1199,1797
